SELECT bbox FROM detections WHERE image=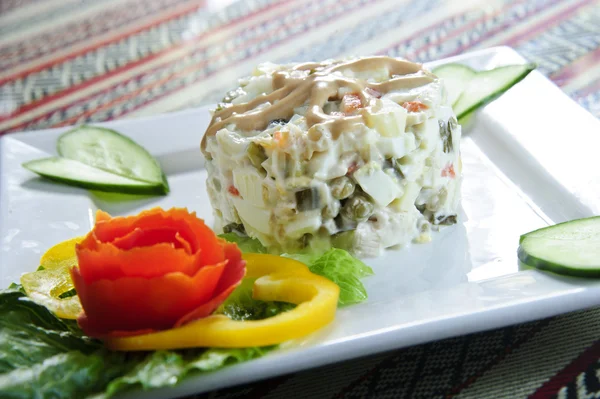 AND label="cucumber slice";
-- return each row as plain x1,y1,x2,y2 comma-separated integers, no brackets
453,63,535,120
432,64,477,106
518,216,600,278
23,157,167,195
57,125,168,192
